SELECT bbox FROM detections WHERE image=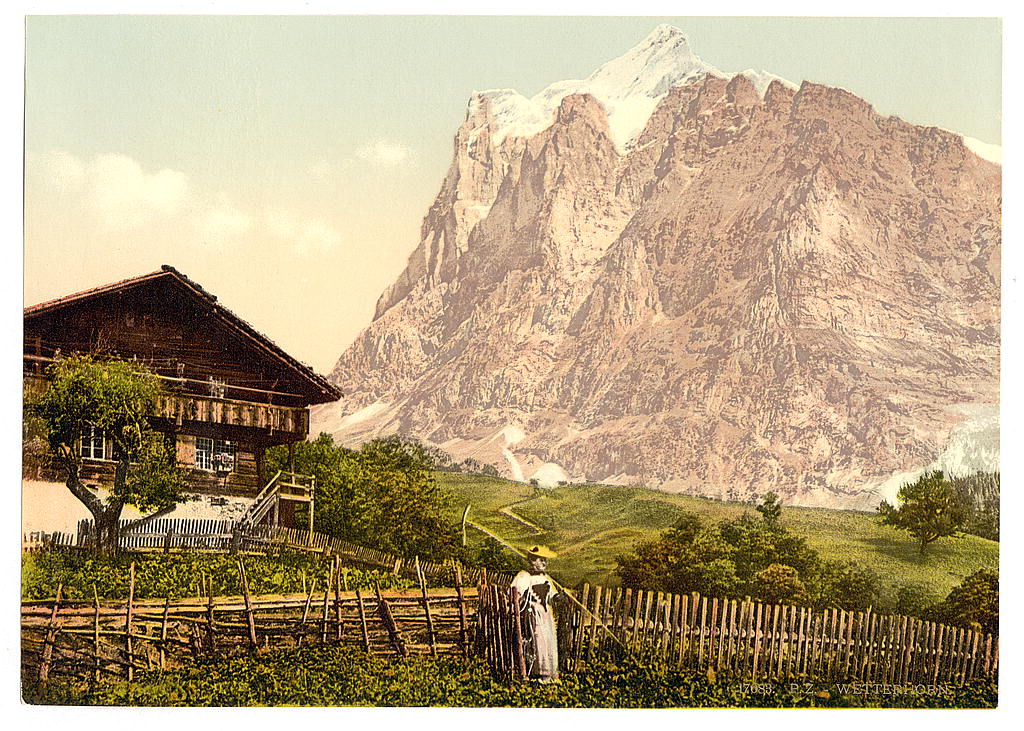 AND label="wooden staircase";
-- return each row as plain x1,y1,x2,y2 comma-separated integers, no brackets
238,470,316,533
